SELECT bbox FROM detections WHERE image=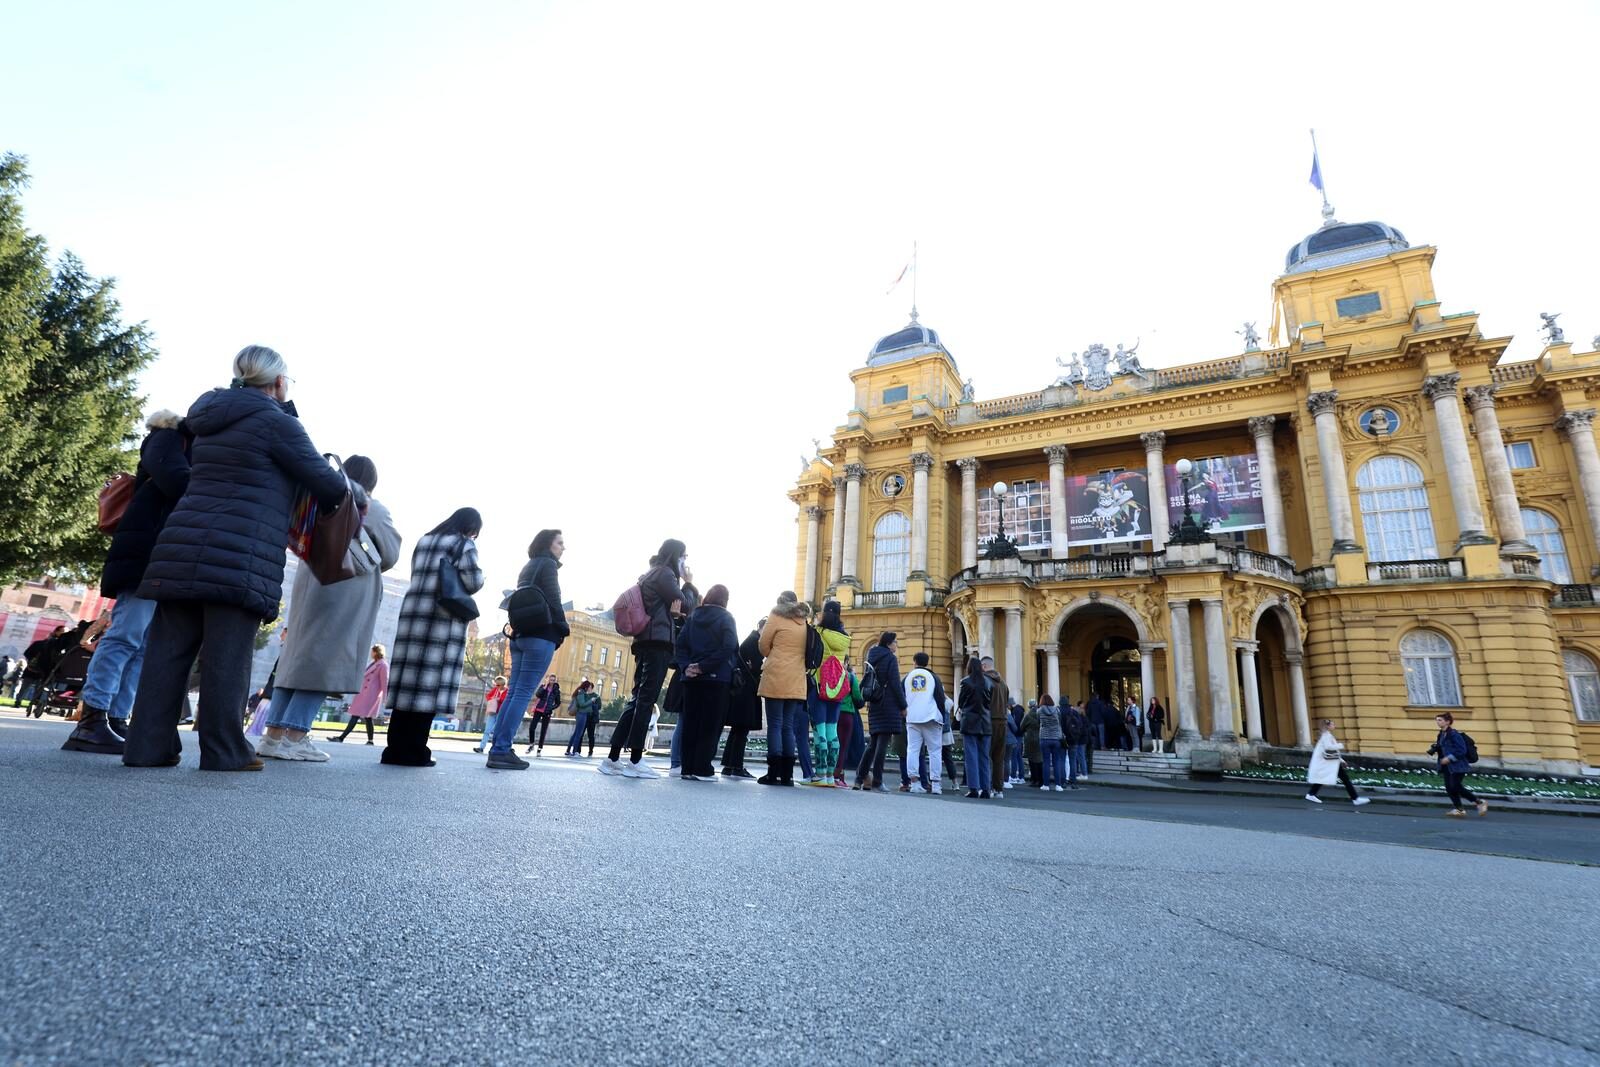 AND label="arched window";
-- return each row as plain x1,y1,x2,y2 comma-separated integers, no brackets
1521,508,1572,584
872,512,910,591
1564,650,1600,722
1357,456,1437,562
1400,629,1461,707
